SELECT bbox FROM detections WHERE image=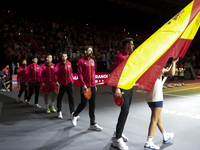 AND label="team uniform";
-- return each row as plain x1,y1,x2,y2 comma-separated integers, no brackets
17,66,28,101
56,61,75,116
112,50,133,144
26,63,41,106
40,63,58,94
71,56,102,131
